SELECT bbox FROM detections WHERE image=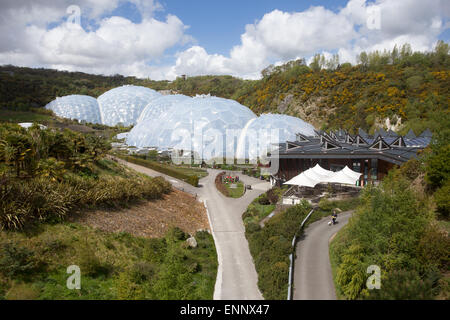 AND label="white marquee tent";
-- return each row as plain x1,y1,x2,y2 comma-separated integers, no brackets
285,164,361,187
